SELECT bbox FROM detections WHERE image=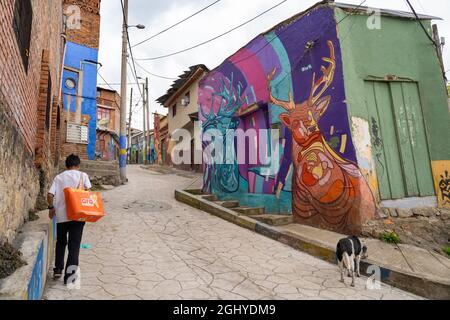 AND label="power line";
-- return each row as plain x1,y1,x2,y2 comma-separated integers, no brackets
135,61,177,80
120,0,144,101
97,70,115,90
136,0,288,61
404,0,436,45
131,0,222,48
227,0,367,67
